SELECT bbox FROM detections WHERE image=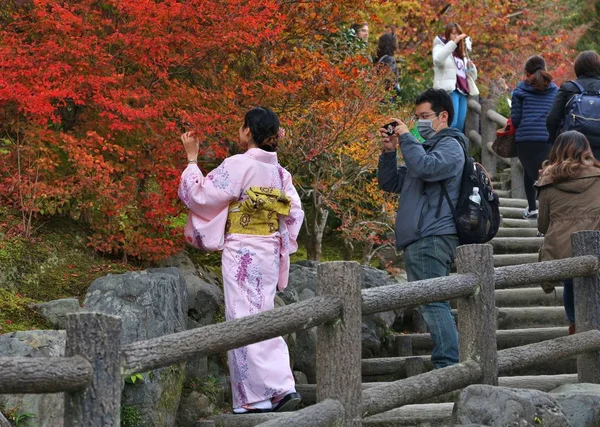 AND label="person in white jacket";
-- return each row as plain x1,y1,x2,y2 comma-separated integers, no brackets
432,23,478,132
